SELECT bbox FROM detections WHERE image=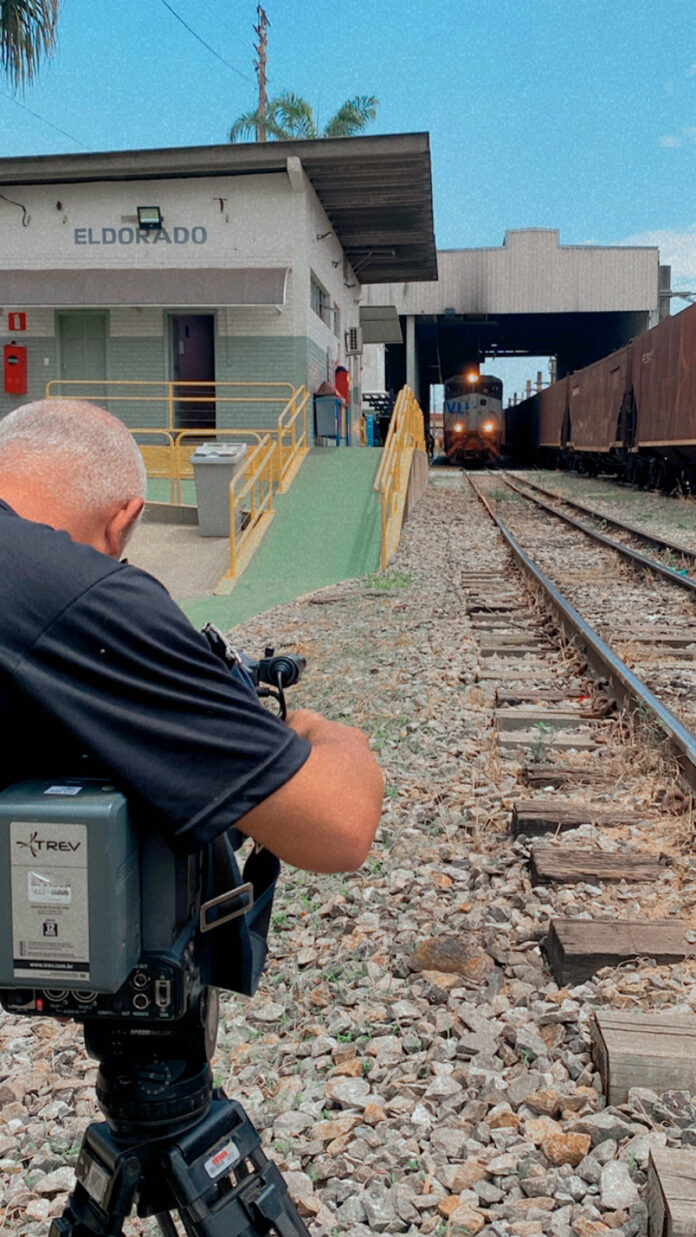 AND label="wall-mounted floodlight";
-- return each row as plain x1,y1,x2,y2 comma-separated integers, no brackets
137,206,163,230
